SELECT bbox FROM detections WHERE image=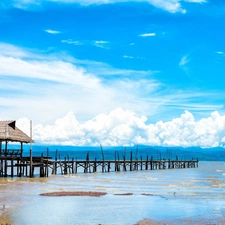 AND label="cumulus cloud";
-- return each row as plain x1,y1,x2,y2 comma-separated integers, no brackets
139,33,156,37
16,108,225,148
45,29,61,34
